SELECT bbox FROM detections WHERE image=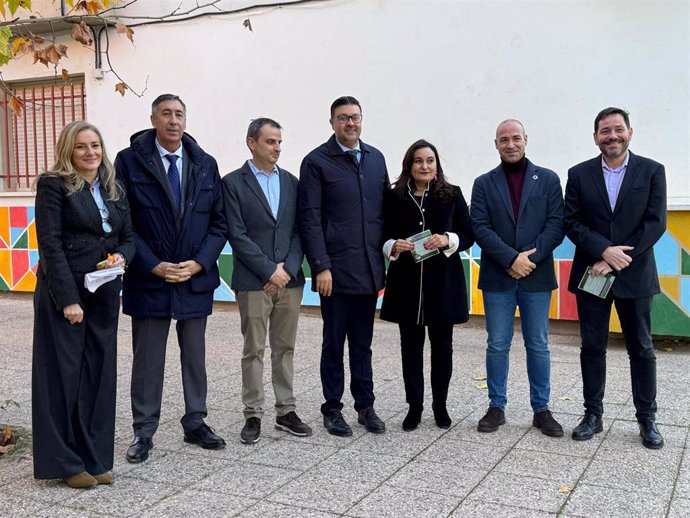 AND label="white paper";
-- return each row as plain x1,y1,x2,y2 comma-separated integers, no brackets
84,267,125,293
